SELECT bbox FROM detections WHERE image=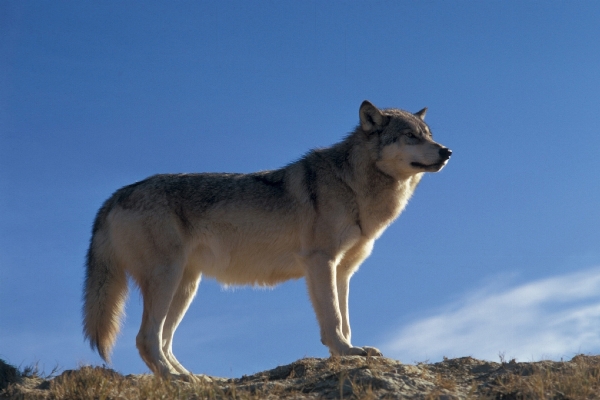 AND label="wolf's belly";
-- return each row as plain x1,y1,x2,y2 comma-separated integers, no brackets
189,233,305,286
